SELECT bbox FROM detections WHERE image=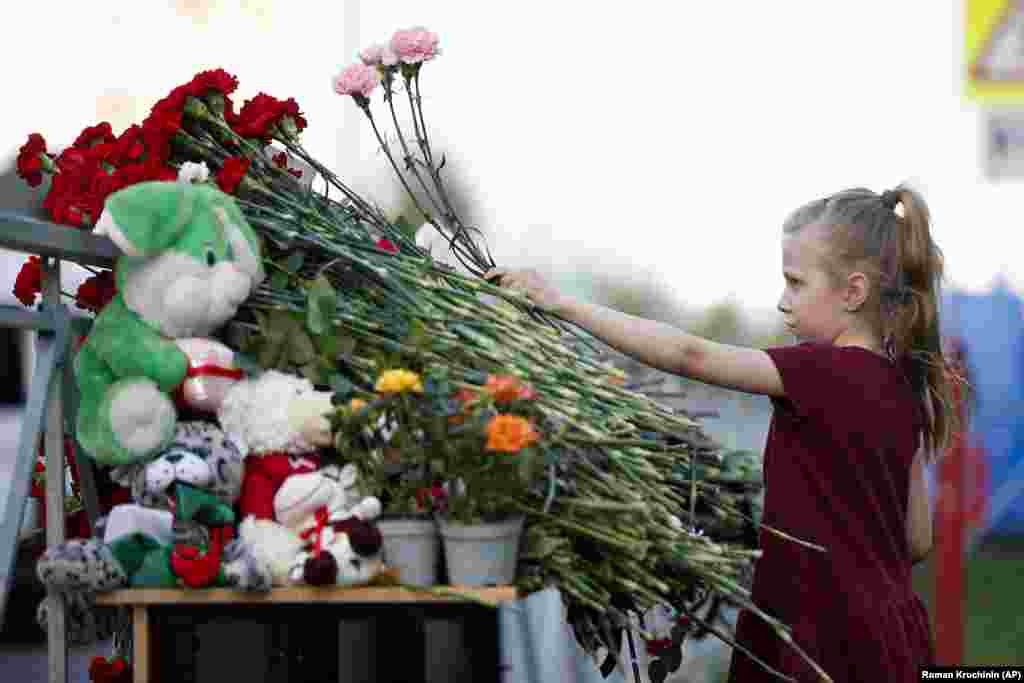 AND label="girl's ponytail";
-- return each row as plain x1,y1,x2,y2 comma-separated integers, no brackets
883,185,963,460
